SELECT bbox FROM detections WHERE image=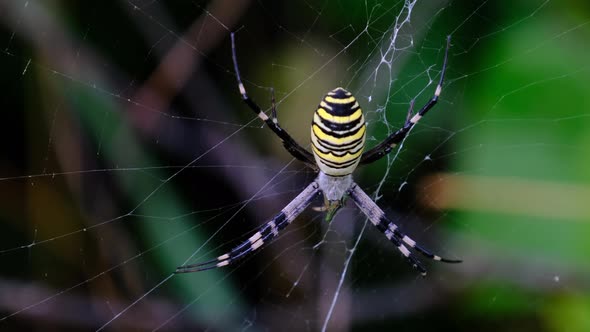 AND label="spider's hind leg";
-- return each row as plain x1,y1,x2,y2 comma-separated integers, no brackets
230,32,316,169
